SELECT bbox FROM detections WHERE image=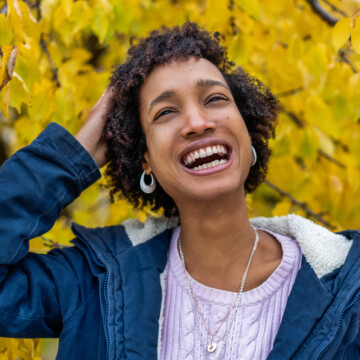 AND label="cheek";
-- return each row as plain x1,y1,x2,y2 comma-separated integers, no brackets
146,133,174,171
145,122,180,159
